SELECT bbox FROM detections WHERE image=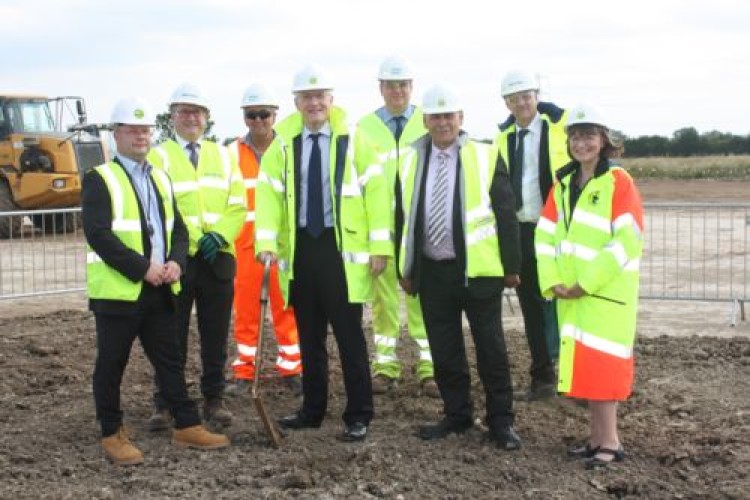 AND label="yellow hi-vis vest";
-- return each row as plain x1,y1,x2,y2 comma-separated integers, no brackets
399,134,505,281
86,161,180,300
148,139,246,257
254,106,383,305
